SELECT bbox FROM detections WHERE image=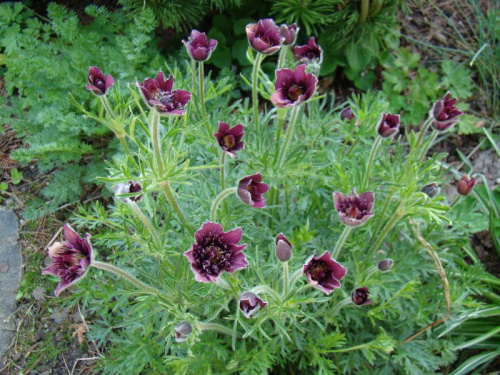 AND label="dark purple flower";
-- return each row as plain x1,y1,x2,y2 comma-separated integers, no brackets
457,174,475,196
42,224,93,296
421,183,440,198
303,251,347,295
174,322,192,342
183,30,218,62
184,222,247,283
377,113,400,138
237,173,269,208
114,180,143,203
270,65,318,108
279,23,299,46
340,107,355,121
137,71,191,115
246,19,283,55
352,287,371,306
275,233,292,262
86,66,114,96
239,292,267,318
431,92,463,131
377,258,393,271
333,190,375,227
213,121,244,157
294,37,323,65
